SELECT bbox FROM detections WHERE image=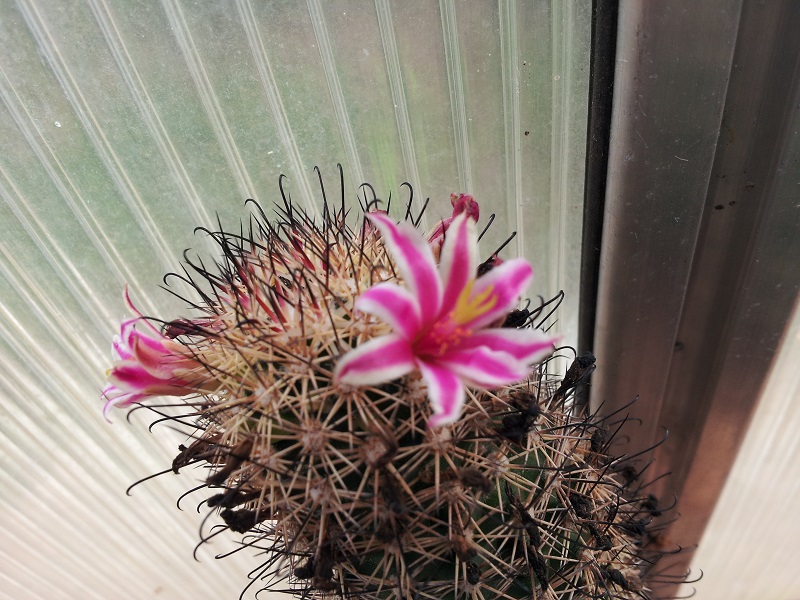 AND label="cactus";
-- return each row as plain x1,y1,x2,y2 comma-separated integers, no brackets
107,172,677,599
